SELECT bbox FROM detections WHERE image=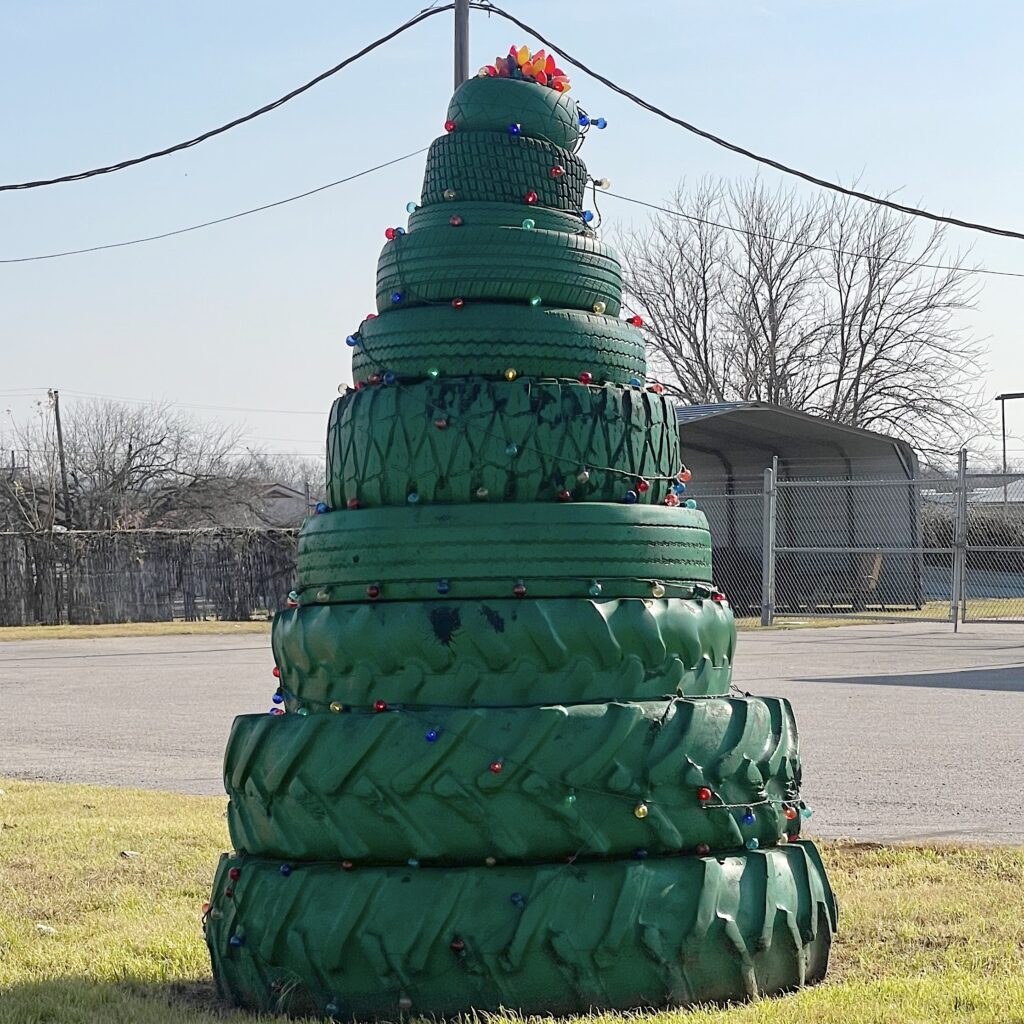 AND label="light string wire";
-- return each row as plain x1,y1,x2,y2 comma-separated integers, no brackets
0,6,453,193
336,362,689,489
472,0,1024,243
269,687,798,820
